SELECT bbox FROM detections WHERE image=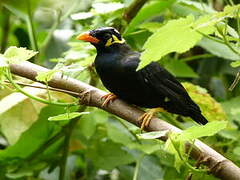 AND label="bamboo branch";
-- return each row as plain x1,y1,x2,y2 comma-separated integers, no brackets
9,61,240,180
